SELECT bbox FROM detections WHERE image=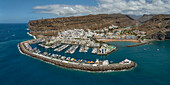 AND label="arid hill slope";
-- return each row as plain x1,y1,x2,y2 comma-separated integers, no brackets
138,14,154,23
139,14,170,40
28,14,136,36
